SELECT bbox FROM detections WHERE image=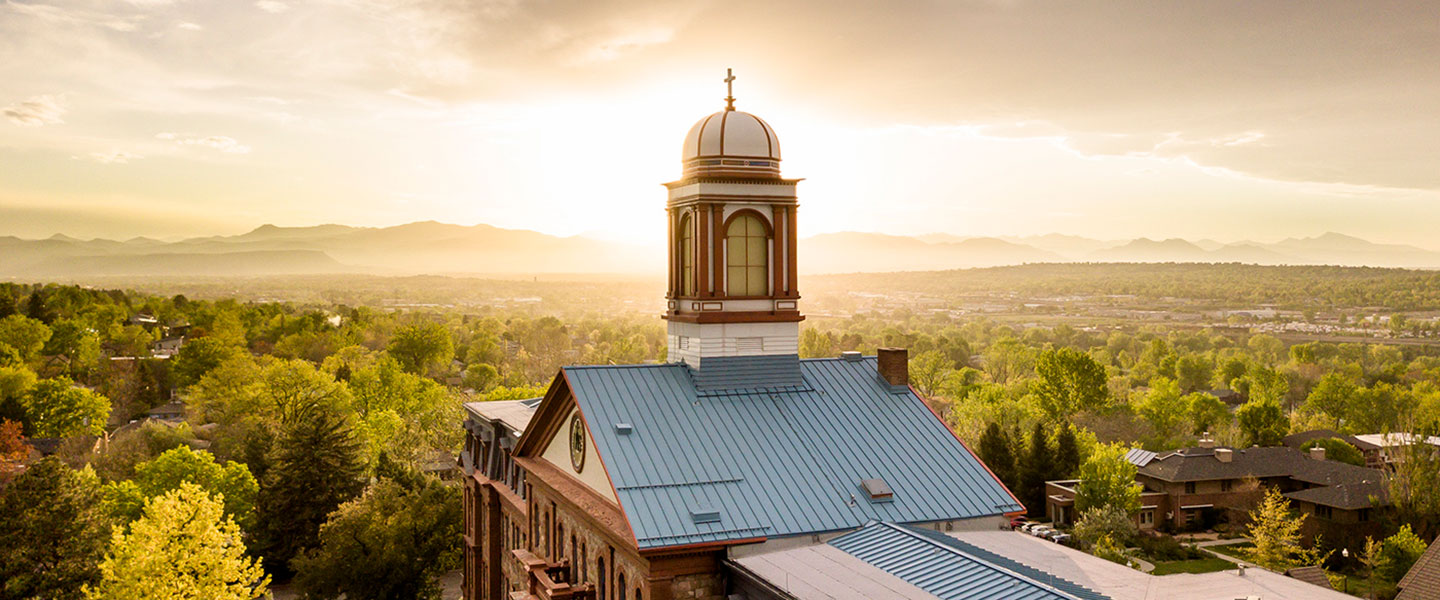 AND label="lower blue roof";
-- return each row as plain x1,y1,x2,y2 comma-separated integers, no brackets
564,356,1022,550
830,522,1112,600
